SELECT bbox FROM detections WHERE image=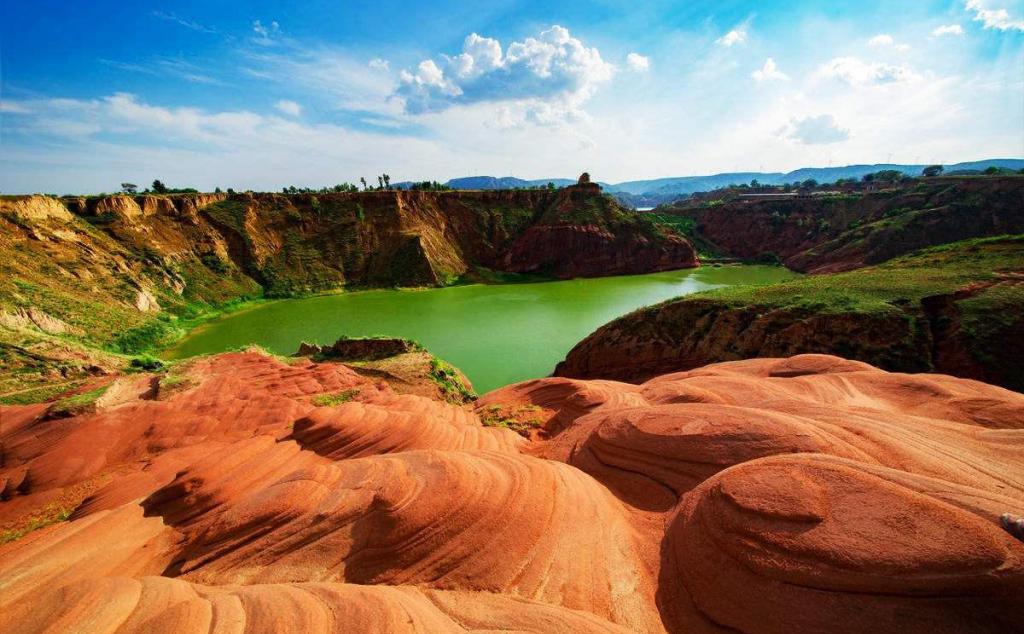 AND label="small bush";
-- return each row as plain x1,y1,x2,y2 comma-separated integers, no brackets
130,354,166,372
